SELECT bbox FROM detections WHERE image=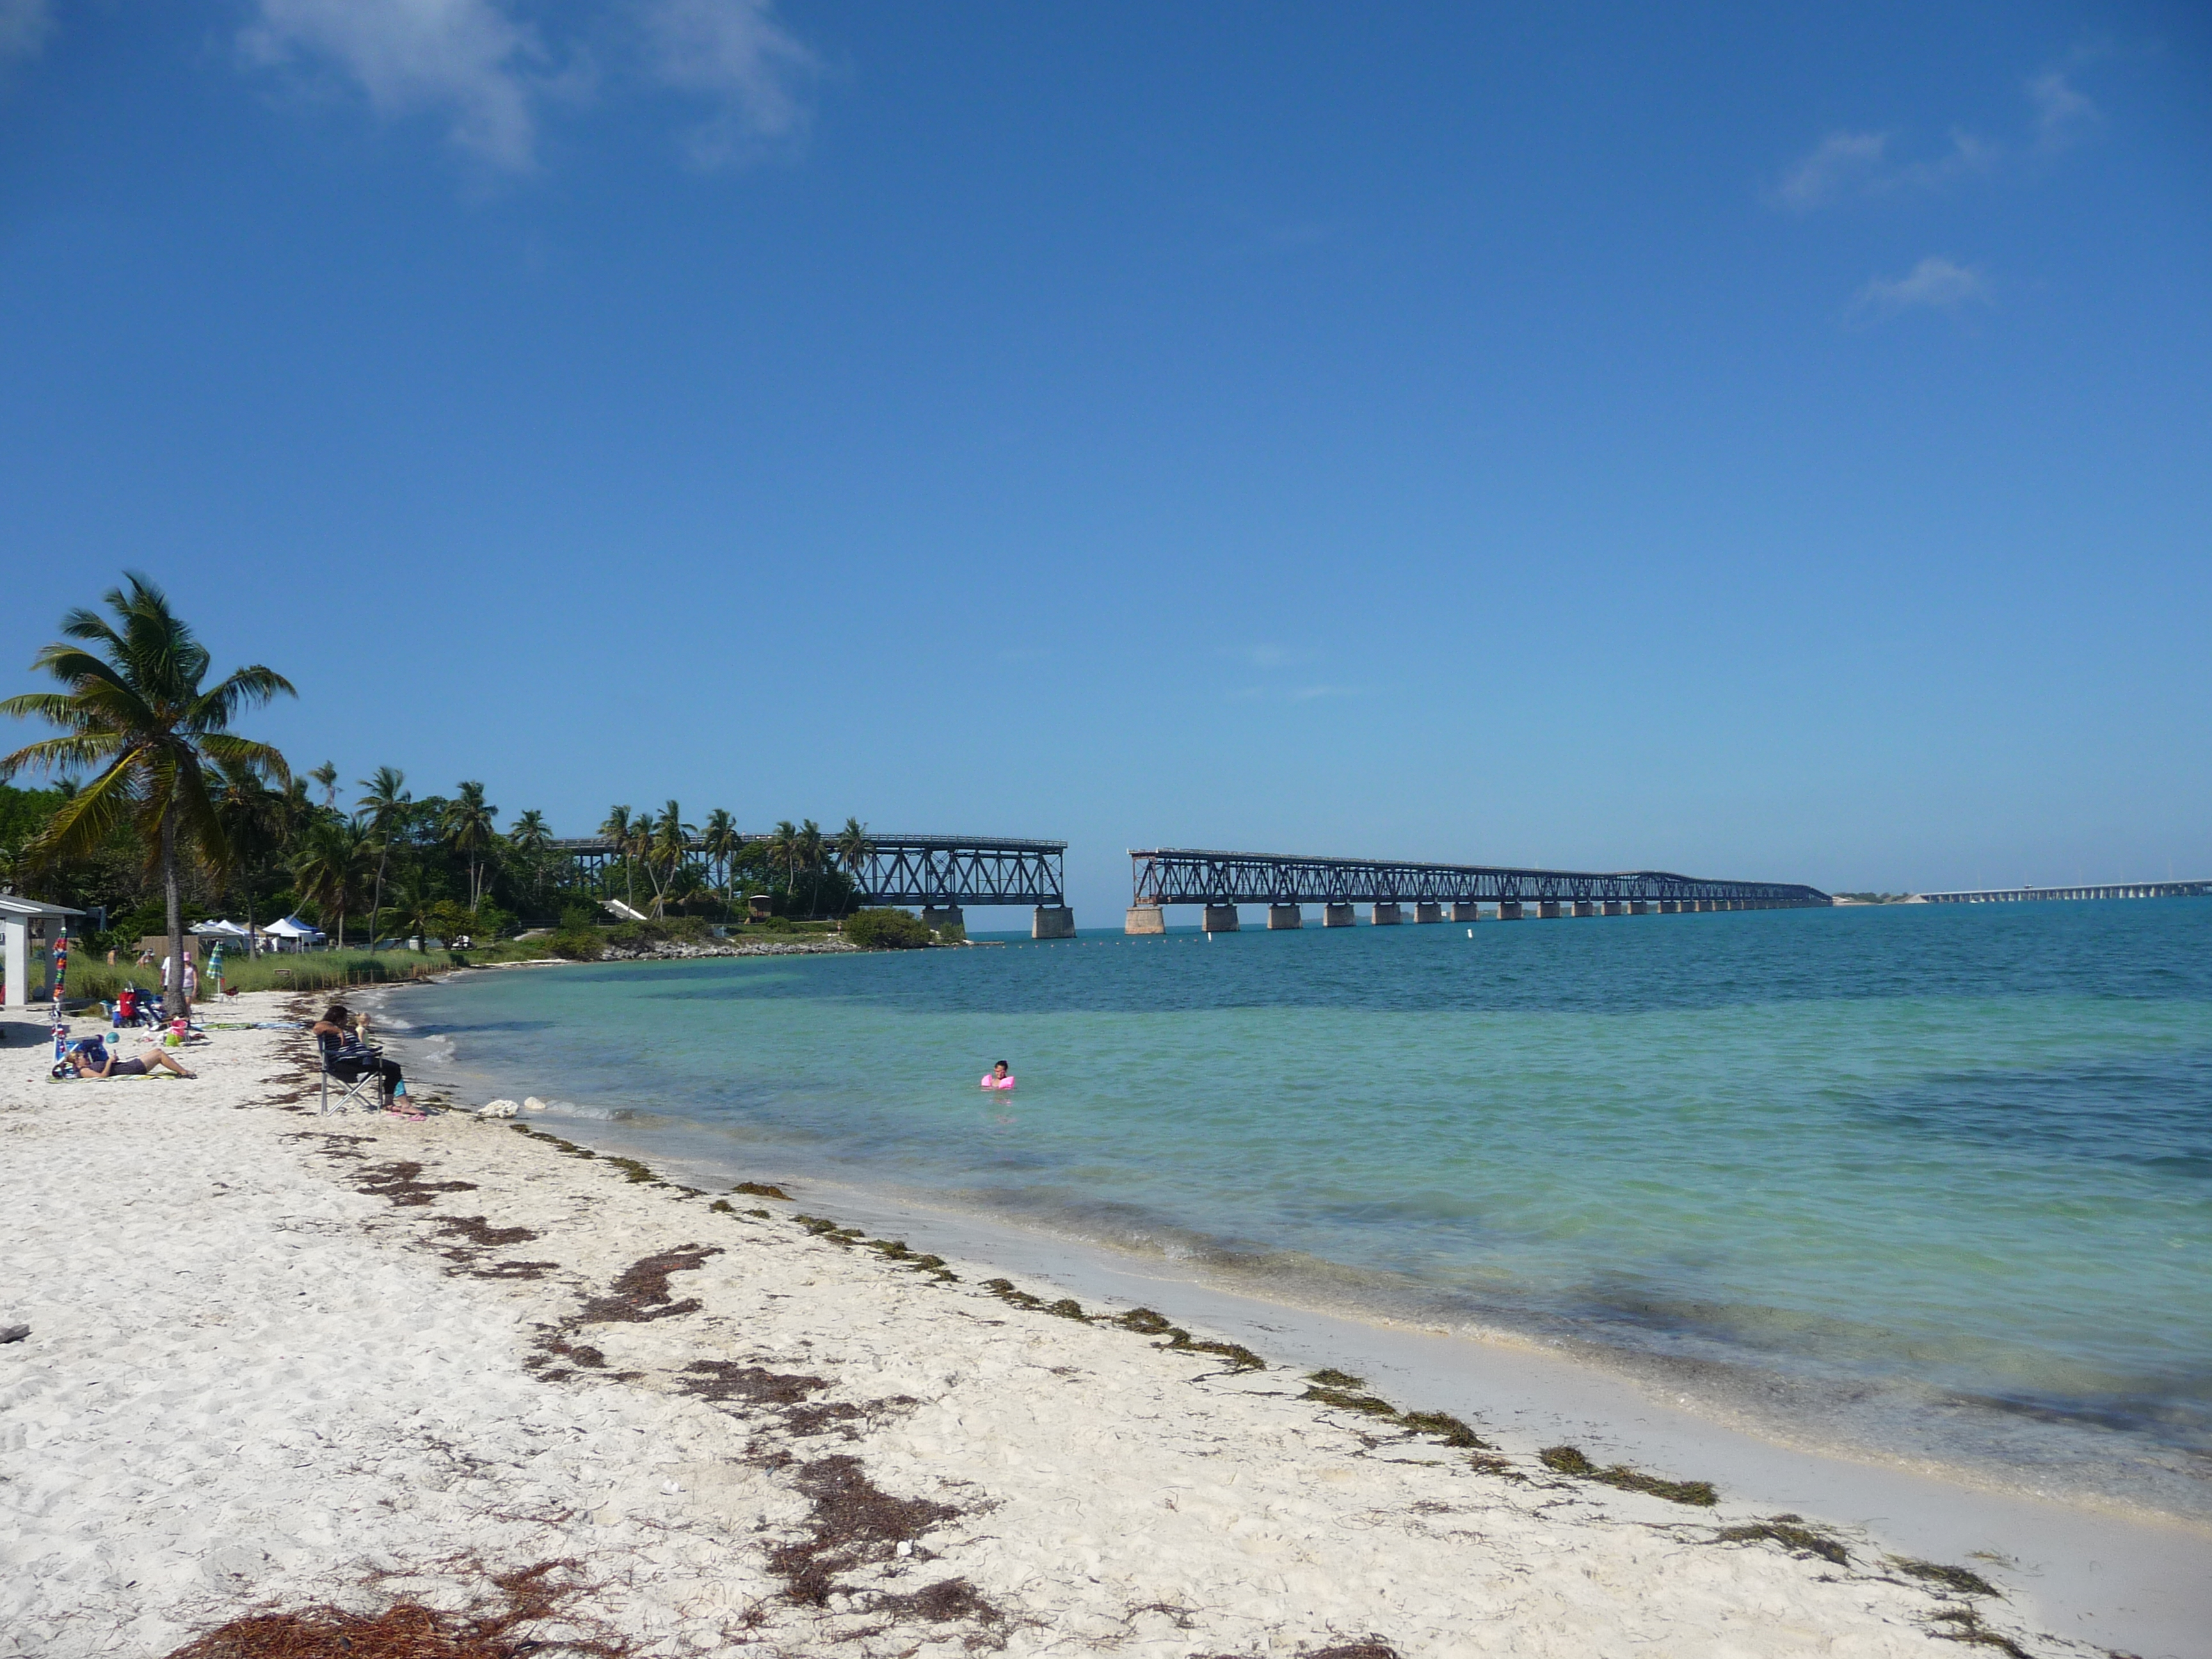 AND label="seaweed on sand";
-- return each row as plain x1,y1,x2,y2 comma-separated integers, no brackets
1295,1374,1492,1448
354,1160,479,1208
1714,1517,1851,1566
435,1215,540,1248
164,1558,627,1658
1893,1558,2001,1597
732,1181,791,1199
767,1454,961,1608
1300,1384,1401,1418
1539,1445,1717,1507
1926,1608,2032,1657
1397,1411,1493,1450
577,1245,721,1324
